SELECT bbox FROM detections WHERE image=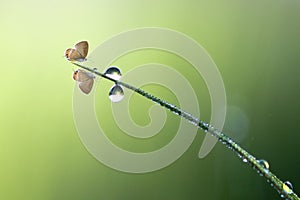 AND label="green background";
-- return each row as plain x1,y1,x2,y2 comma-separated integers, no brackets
1,0,299,199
